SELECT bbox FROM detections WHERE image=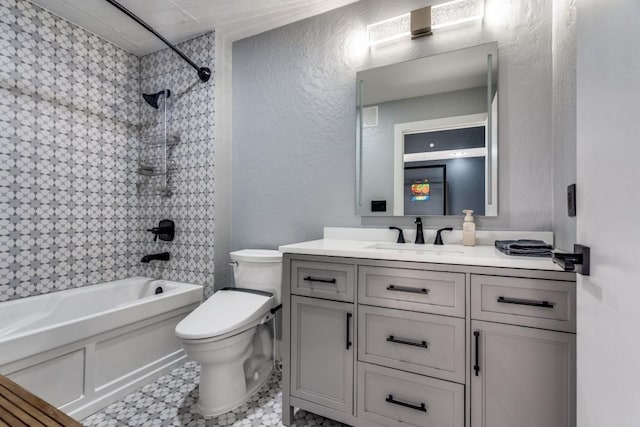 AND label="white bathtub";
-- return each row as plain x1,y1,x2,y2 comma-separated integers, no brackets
0,277,203,420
